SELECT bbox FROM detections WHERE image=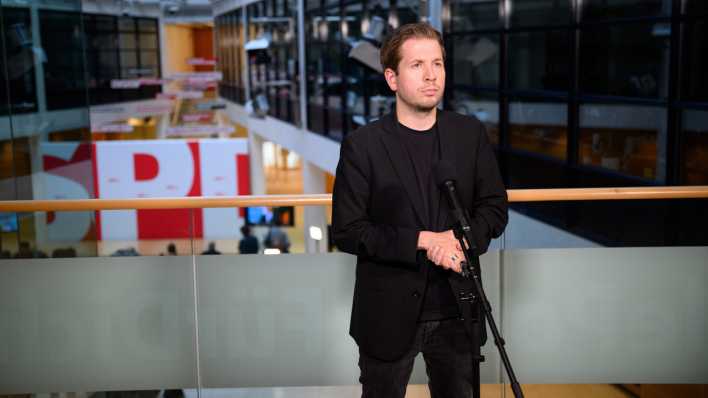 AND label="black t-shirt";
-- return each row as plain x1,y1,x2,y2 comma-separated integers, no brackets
397,121,460,322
